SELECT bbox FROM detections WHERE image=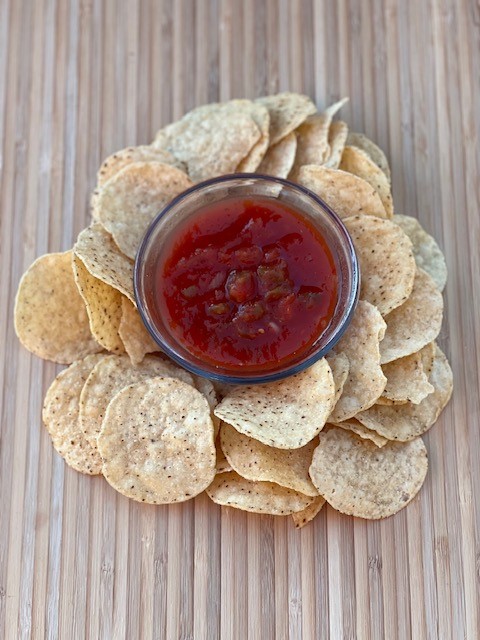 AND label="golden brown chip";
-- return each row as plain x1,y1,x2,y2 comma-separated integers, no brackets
72,255,124,354
344,215,416,316
98,377,216,503
257,132,297,178
220,422,319,496
236,108,270,172
42,354,105,474
393,215,447,291
309,428,428,519
79,353,194,449
206,472,314,515
214,359,335,449
289,98,348,180
326,352,350,404
356,345,453,441
340,146,393,217
95,162,193,259
256,92,317,145
329,420,389,447
14,251,101,364
73,223,135,302
381,350,434,404
97,145,183,187
118,297,158,364
324,120,349,169
346,132,391,182
297,166,388,219
291,496,326,528
380,269,444,364
153,100,265,182
328,301,387,422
